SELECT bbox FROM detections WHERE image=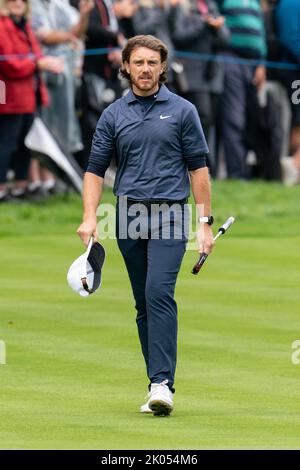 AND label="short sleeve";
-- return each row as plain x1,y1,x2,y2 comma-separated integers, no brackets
182,106,208,157
86,109,115,177
182,105,209,170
